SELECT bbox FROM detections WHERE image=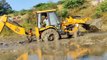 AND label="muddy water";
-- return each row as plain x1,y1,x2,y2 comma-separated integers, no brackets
16,41,107,60
28,54,107,60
